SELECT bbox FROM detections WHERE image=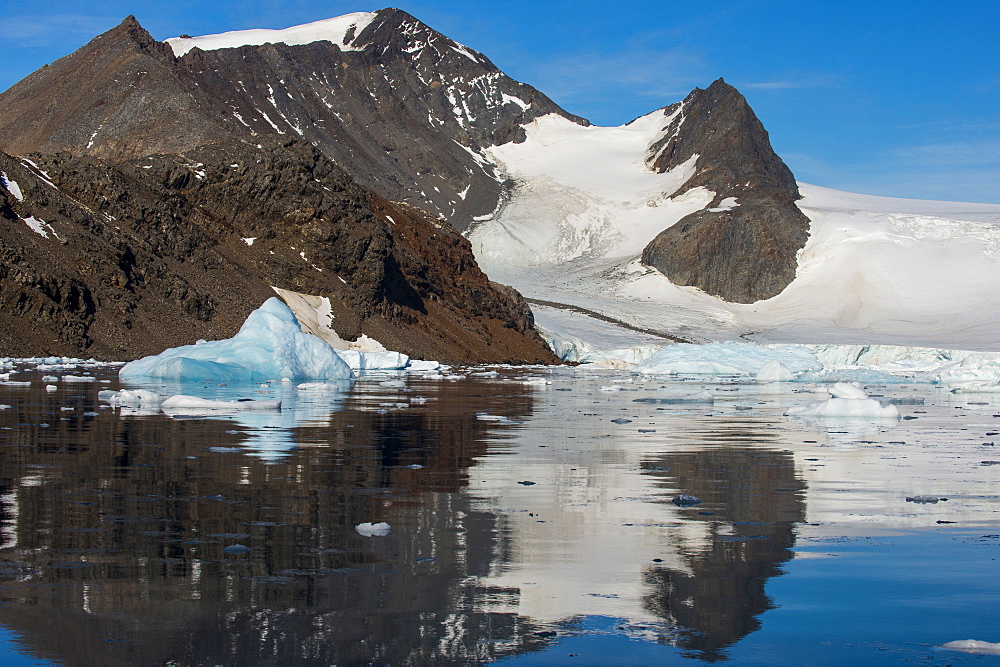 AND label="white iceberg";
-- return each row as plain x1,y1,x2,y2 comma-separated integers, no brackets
785,382,900,419
940,639,1000,655
160,395,282,415
119,297,353,383
757,360,795,383
355,521,391,537
101,389,163,407
336,349,410,371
